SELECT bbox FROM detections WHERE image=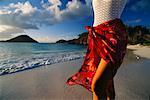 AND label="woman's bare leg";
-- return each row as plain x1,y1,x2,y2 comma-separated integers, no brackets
92,58,109,100
93,92,99,100
107,96,110,100
91,59,116,100
93,94,111,100
93,92,111,100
